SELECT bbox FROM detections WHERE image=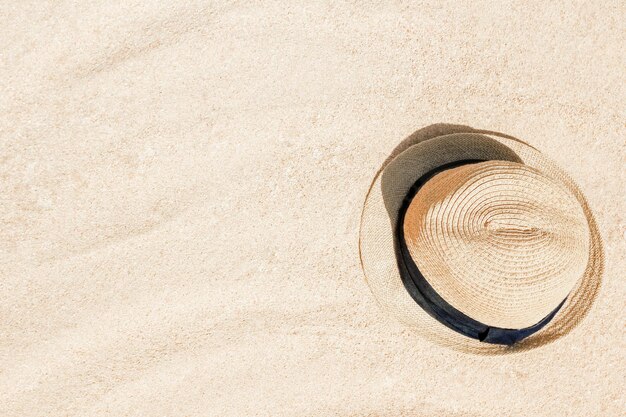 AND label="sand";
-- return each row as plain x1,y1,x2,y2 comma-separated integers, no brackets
1,1,624,416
